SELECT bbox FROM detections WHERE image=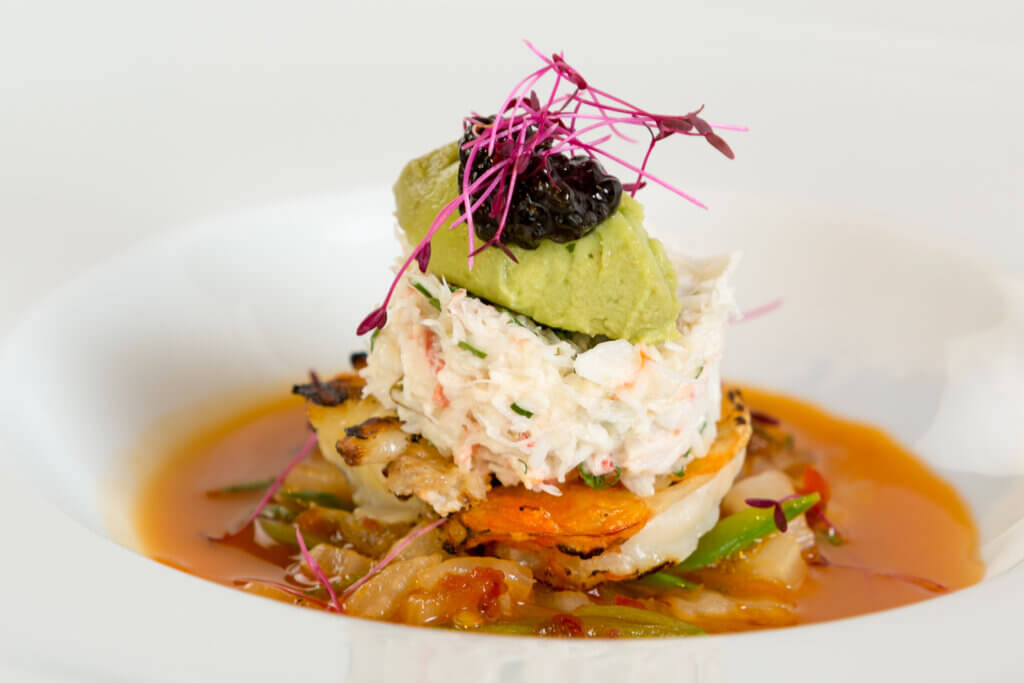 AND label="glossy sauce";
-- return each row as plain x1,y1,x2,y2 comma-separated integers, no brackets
135,387,983,628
